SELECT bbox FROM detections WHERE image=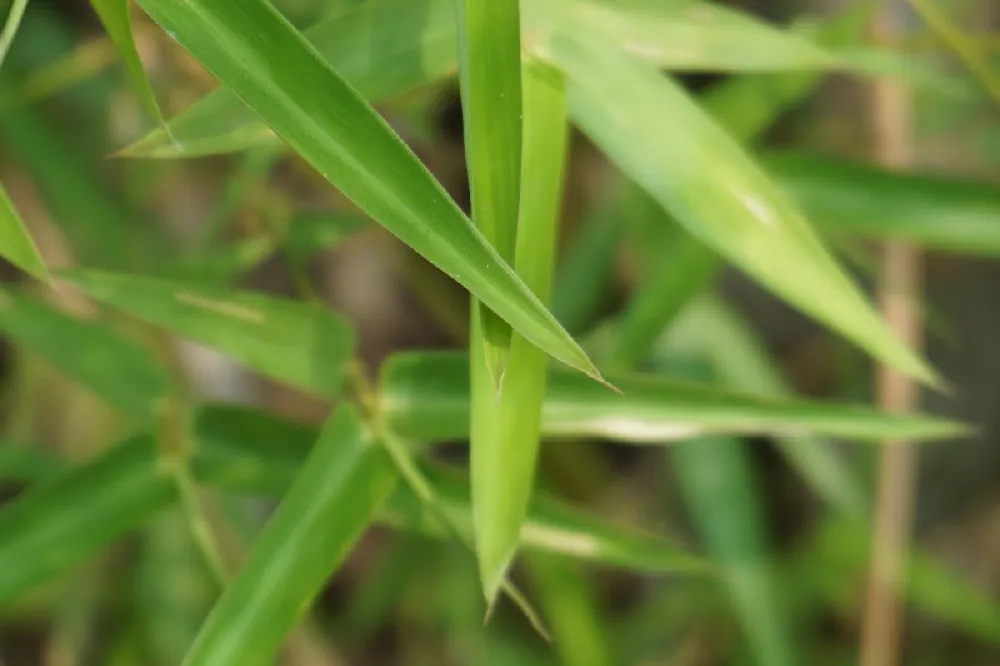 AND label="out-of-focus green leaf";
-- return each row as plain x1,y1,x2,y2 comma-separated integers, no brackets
0,182,48,281
660,296,868,518
533,0,834,73
379,352,967,445
673,433,795,666
525,552,614,666
380,462,706,576
136,509,215,666
123,0,459,158
87,0,165,128
551,195,622,335
62,270,355,397
0,402,705,605
470,58,568,600
543,31,940,388
766,151,1000,256
796,517,1000,645
180,406,396,666
285,211,370,259
0,446,62,484
0,436,172,606
124,0,847,160
133,0,602,384
0,289,168,422
0,0,28,68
